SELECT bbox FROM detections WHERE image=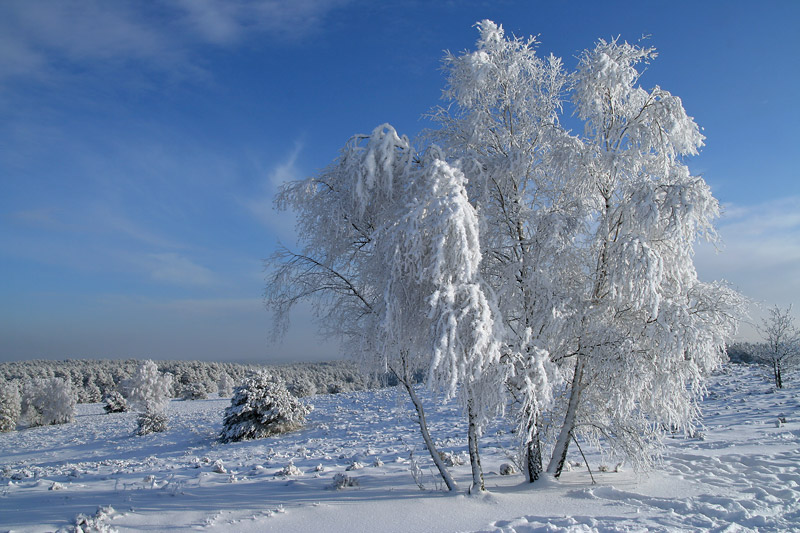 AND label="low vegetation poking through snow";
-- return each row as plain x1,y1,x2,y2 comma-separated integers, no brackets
0,364,798,532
